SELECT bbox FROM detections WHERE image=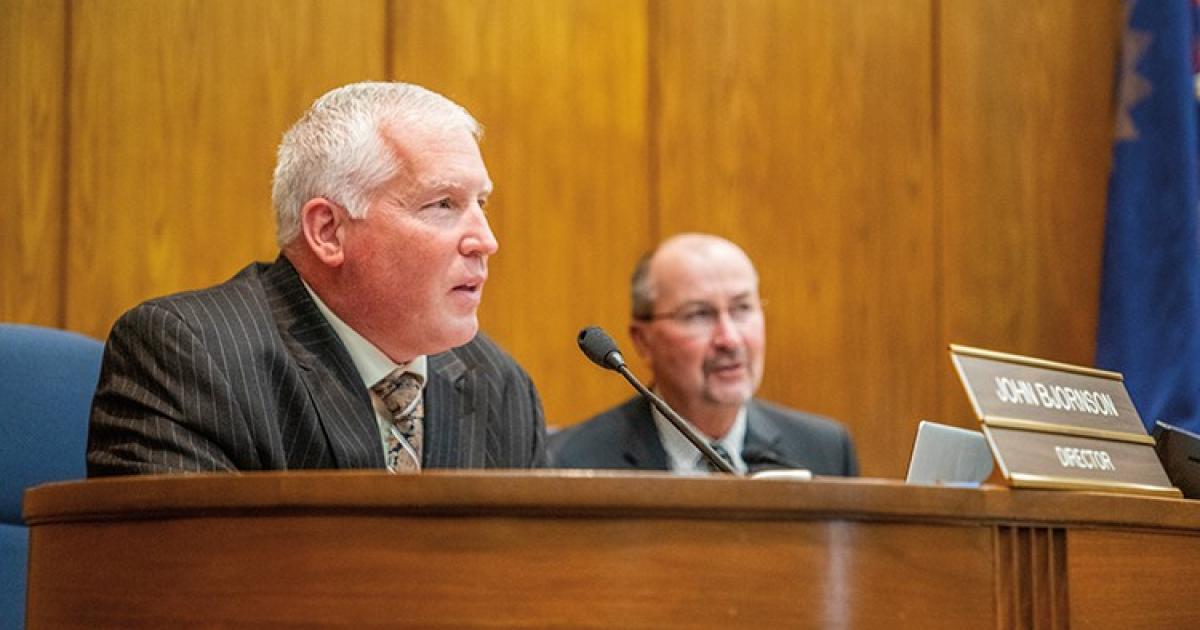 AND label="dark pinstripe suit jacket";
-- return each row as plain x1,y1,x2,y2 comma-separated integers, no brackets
87,256,547,476
549,396,857,476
